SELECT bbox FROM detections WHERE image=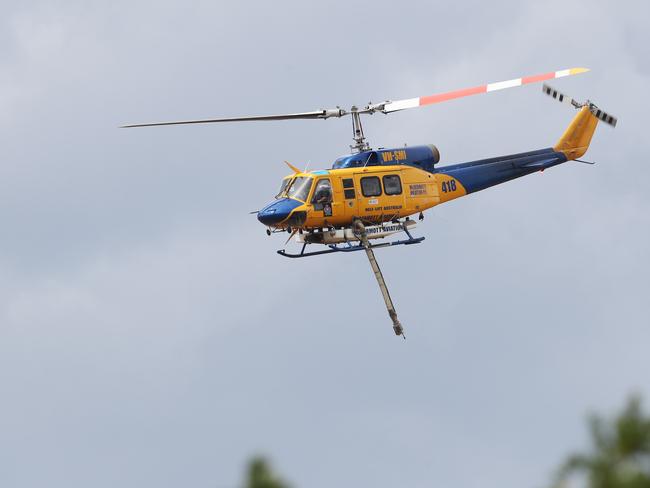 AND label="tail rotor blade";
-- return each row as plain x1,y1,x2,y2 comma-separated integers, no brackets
542,84,618,128
542,84,579,107
590,107,618,127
